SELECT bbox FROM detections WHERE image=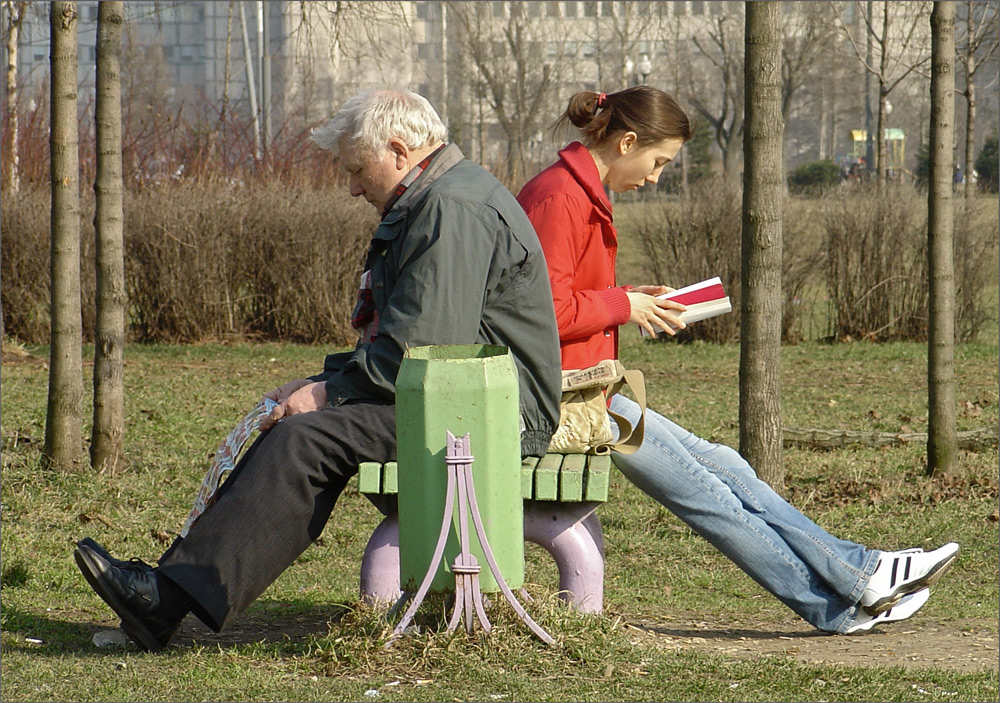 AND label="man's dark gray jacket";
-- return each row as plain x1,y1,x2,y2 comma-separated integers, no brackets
313,144,561,456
